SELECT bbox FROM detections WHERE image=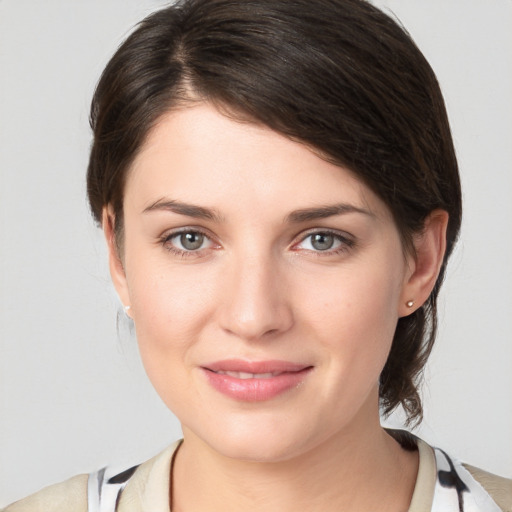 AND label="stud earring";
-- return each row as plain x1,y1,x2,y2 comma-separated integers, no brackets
406,300,415,308
124,305,132,317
